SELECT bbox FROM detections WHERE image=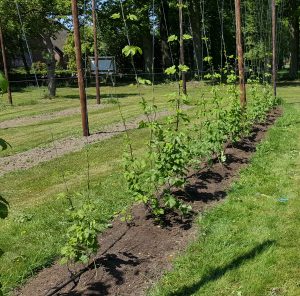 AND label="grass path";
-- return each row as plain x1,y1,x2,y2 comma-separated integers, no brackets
0,103,110,129
0,106,191,176
0,83,206,157
149,94,300,295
